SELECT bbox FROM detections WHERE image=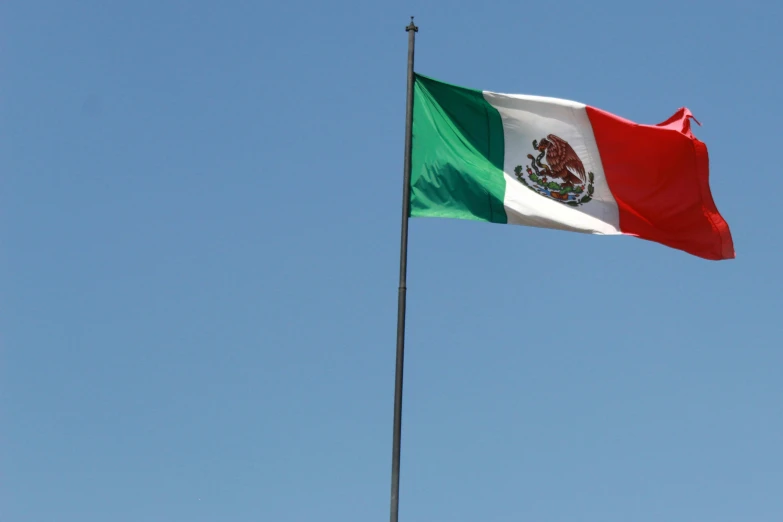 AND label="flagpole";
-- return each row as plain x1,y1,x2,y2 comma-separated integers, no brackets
390,15,417,522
